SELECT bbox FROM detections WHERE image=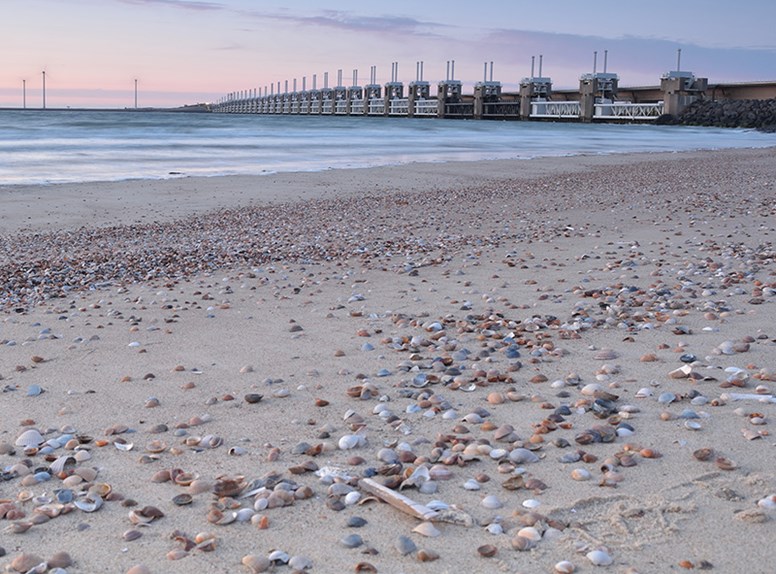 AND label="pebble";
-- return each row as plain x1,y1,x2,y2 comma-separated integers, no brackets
395,535,417,555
